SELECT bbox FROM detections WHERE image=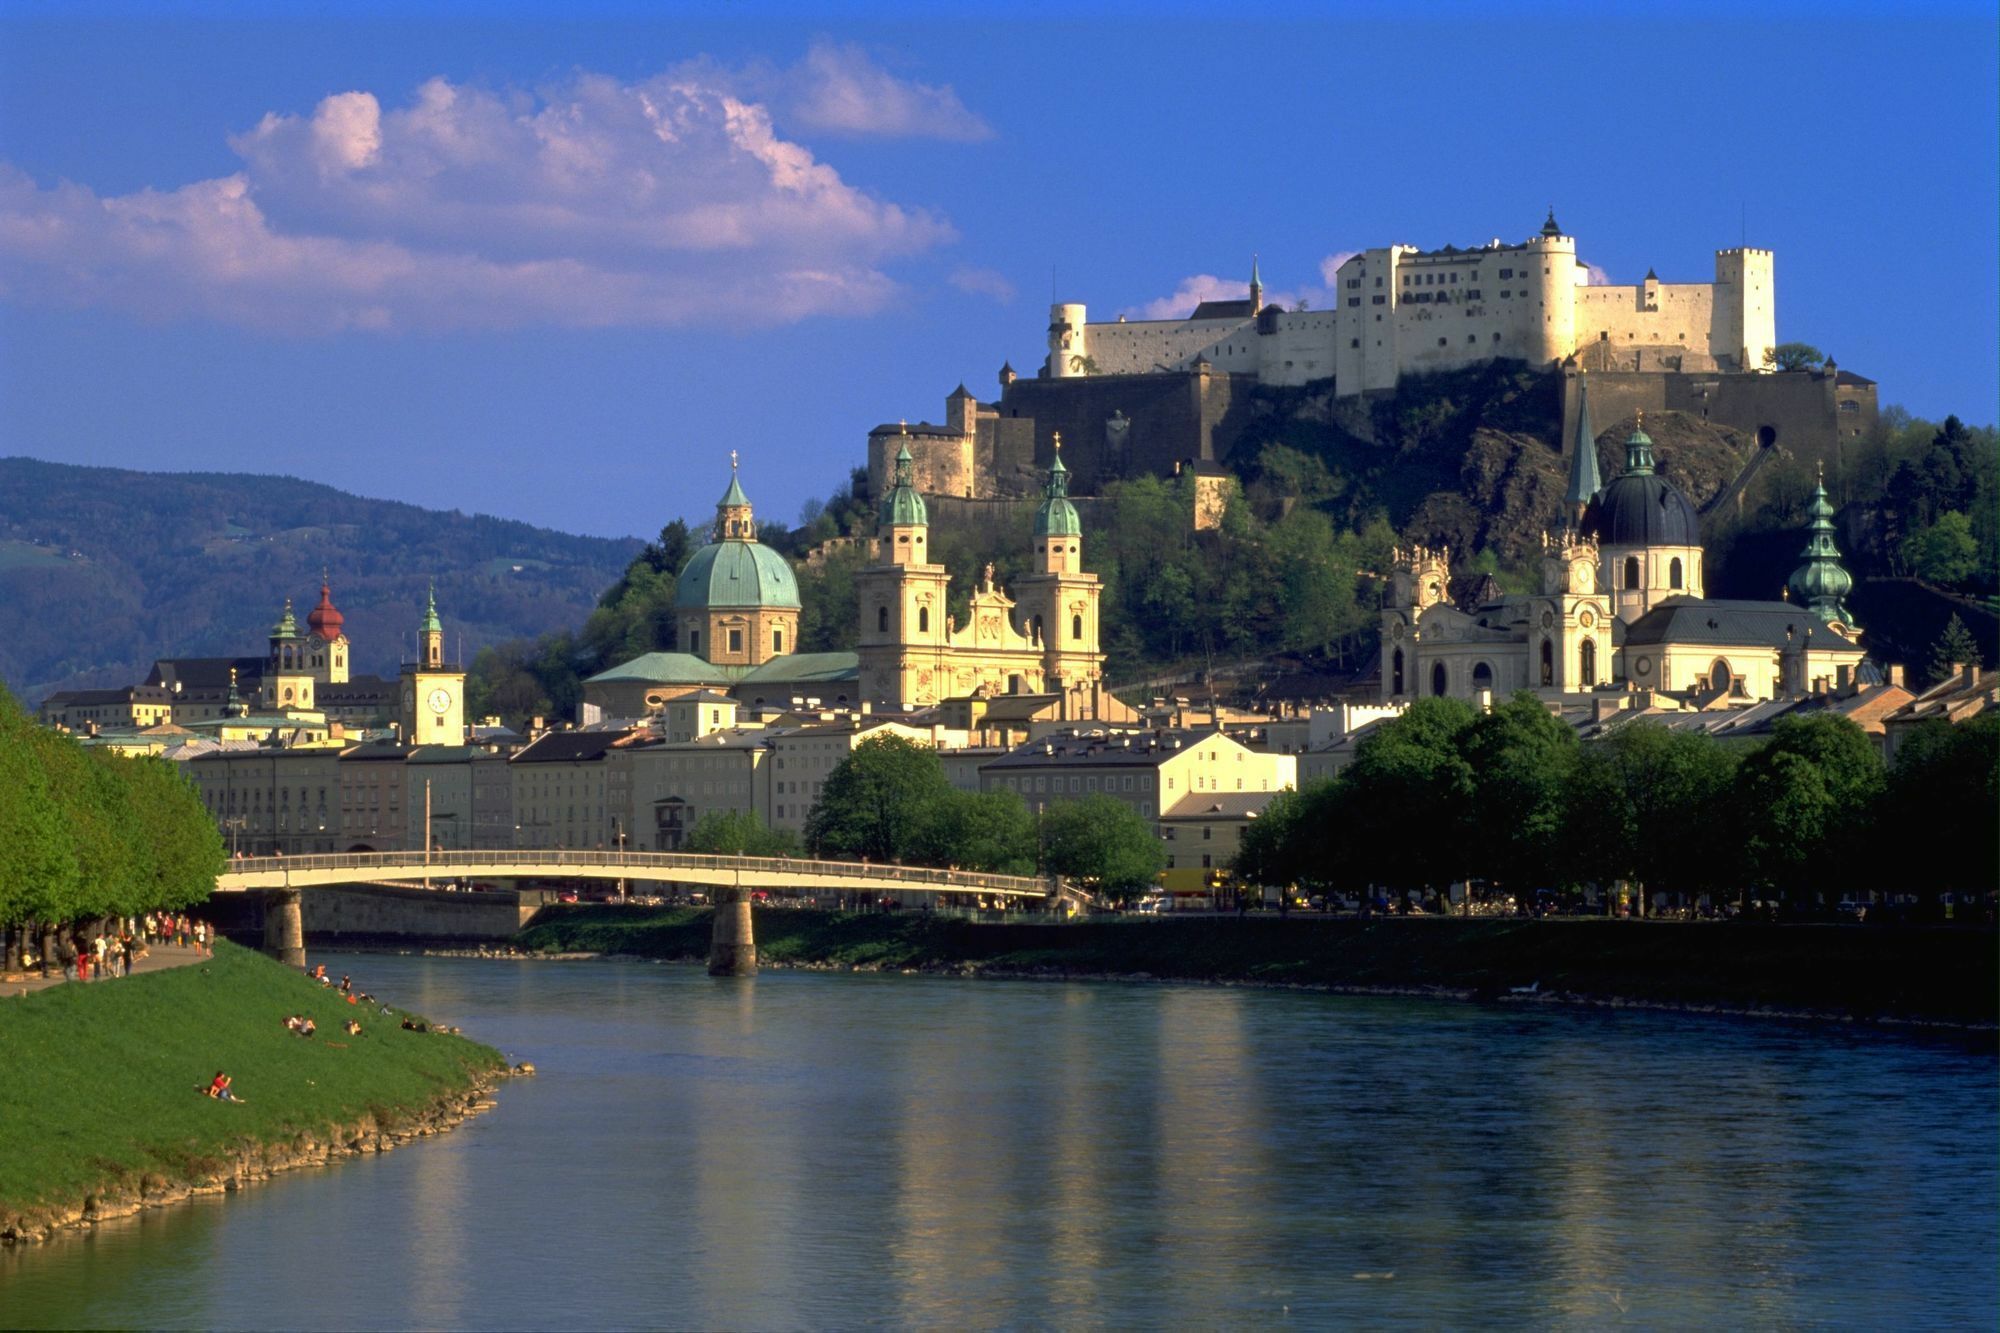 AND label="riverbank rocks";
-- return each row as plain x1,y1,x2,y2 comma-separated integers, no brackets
513,1062,536,1077
0,1072,505,1247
